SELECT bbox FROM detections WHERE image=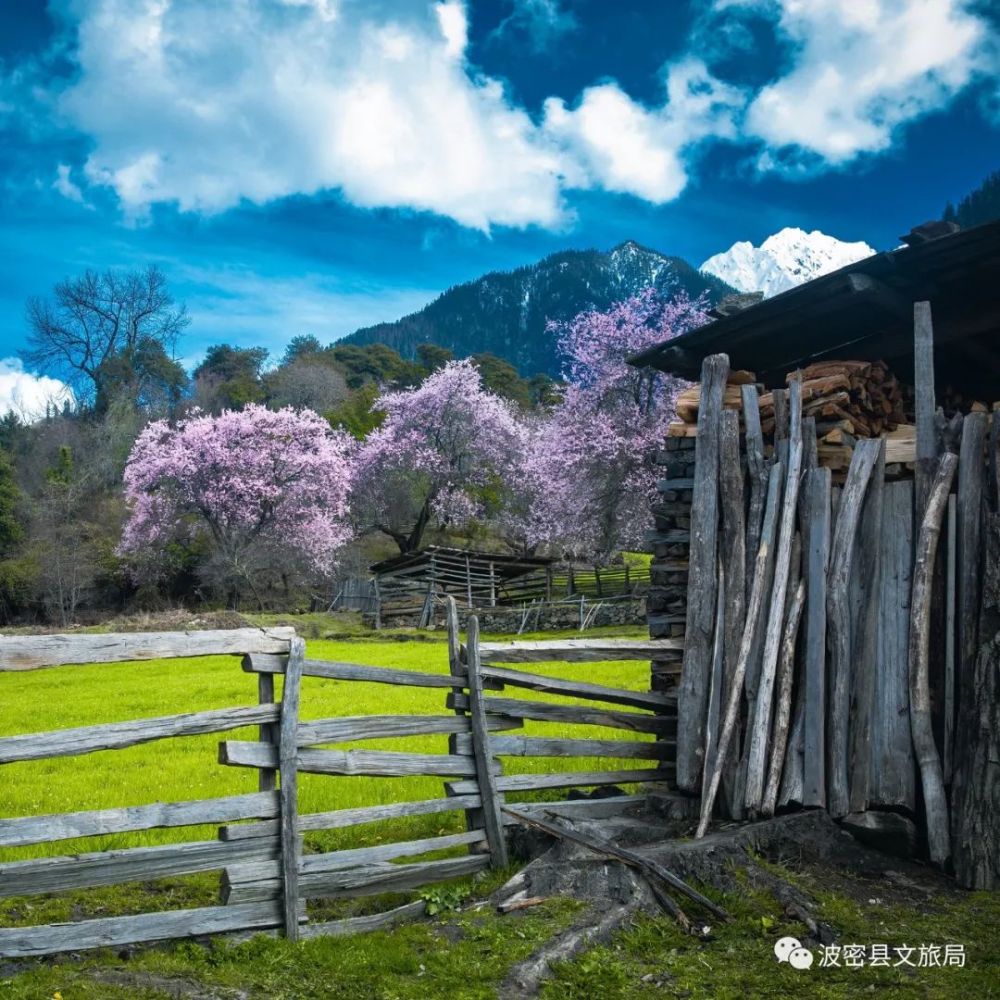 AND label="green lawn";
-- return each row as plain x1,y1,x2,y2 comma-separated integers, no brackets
0,630,658,863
